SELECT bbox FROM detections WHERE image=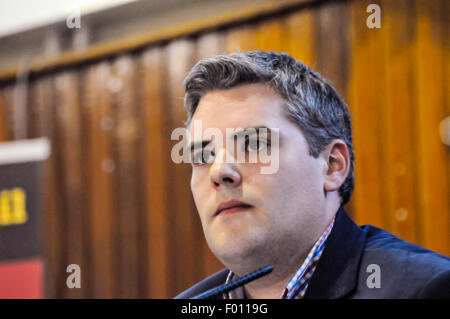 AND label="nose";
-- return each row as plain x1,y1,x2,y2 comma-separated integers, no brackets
209,150,242,188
